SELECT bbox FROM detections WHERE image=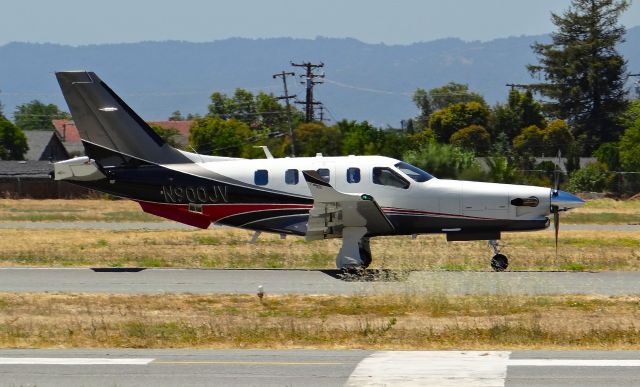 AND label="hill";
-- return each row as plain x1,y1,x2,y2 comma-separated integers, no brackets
0,26,638,127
